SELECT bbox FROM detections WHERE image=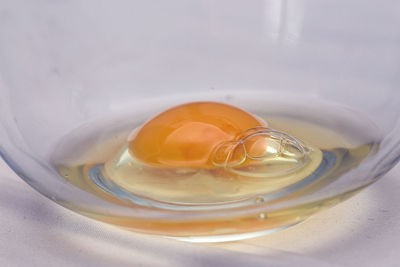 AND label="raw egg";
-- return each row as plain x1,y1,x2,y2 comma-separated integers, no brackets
128,102,266,168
